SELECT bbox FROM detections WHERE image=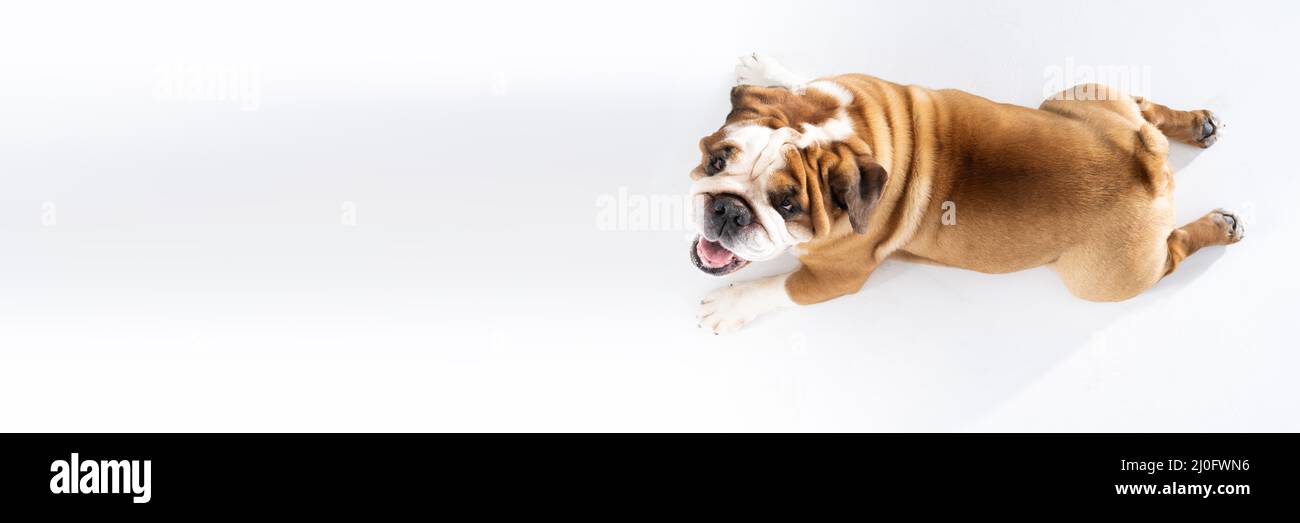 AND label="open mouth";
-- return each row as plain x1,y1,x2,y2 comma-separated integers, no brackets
689,235,751,276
